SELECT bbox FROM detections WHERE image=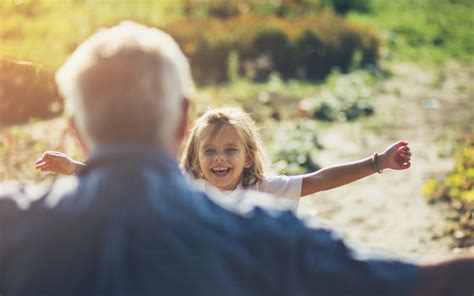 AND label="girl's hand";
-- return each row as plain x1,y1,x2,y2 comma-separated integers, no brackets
35,151,80,175
380,141,411,171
